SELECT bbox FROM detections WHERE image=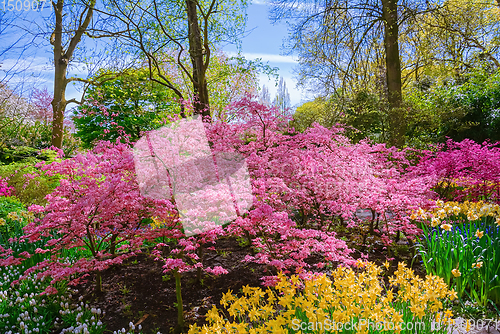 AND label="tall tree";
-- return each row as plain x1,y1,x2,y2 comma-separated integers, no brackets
260,85,272,106
97,0,248,120
273,76,291,114
270,0,437,147
382,0,404,146
49,0,97,148
2,0,129,148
